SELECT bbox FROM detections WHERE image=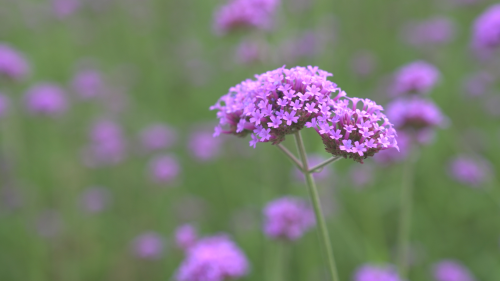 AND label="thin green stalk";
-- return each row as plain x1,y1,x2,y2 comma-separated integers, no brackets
396,148,416,278
309,156,343,173
294,131,340,281
277,143,304,172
